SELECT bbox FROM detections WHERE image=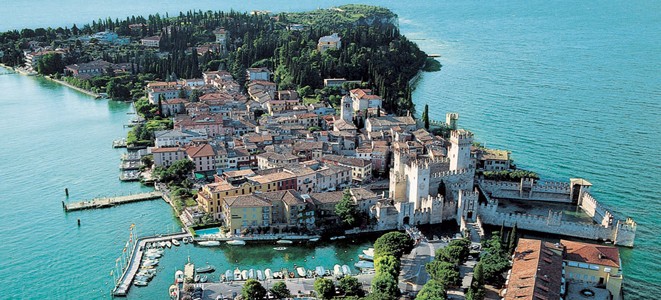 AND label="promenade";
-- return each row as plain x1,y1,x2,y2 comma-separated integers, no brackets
63,191,163,211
